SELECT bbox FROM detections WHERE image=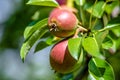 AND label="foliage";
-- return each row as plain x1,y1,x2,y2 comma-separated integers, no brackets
19,0,120,80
